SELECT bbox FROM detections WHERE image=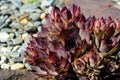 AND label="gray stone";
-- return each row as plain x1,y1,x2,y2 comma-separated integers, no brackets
41,19,47,25
18,43,28,58
40,0,54,9
10,51,20,58
6,40,13,46
33,21,41,27
12,37,23,45
32,9,42,13
0,32,9,42
44,6,53,12
0,16,10,29
26,22,34,27
10,0,22,8
29,13,40,21
24,26,38,33
20,3,39,13
1,28,13,33
10,22,23,29
14,31,22,38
